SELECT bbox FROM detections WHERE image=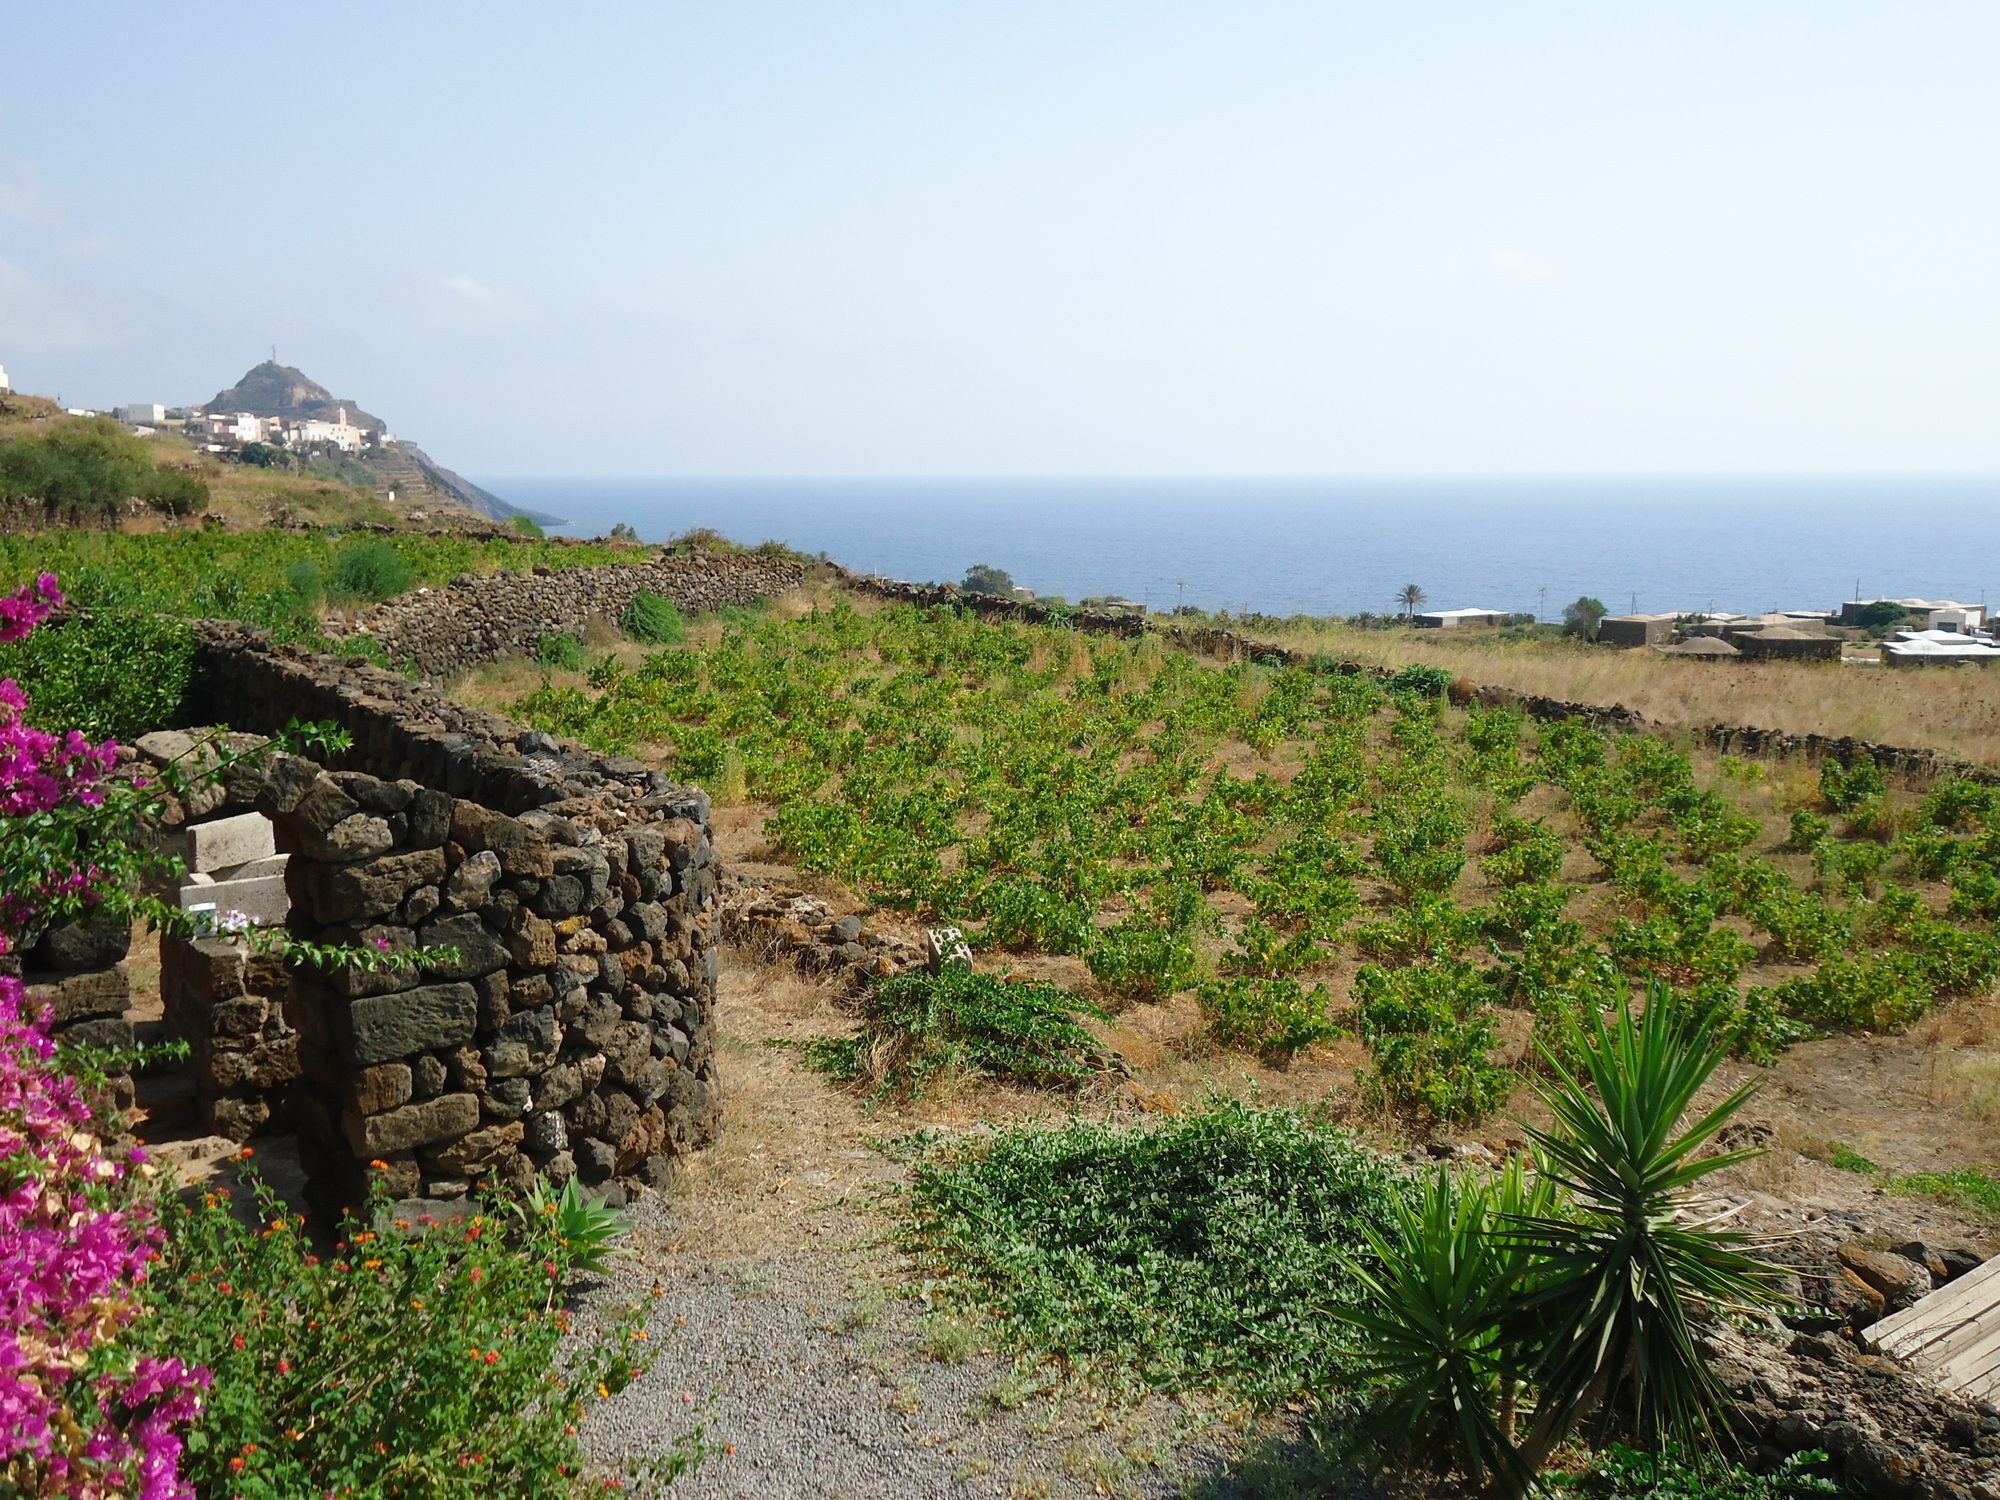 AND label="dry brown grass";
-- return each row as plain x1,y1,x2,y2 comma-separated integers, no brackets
1239,620,2000,766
